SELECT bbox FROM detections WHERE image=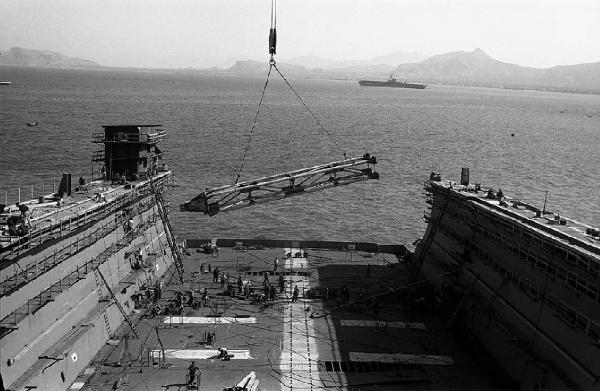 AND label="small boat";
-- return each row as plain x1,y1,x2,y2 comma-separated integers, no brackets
26,122,39,127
